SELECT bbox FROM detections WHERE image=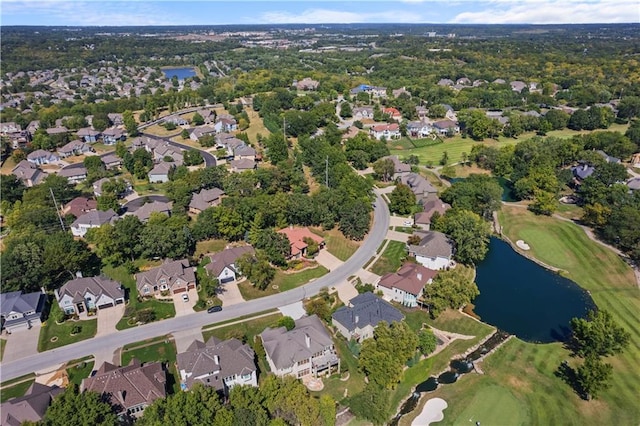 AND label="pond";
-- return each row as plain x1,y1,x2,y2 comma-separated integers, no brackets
448,176,517,202
162,67,196,80
473,237,596,343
